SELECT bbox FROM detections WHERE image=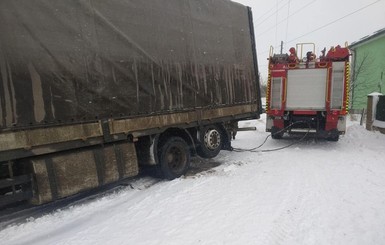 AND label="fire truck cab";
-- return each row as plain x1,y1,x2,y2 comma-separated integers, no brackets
266,43,350,141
